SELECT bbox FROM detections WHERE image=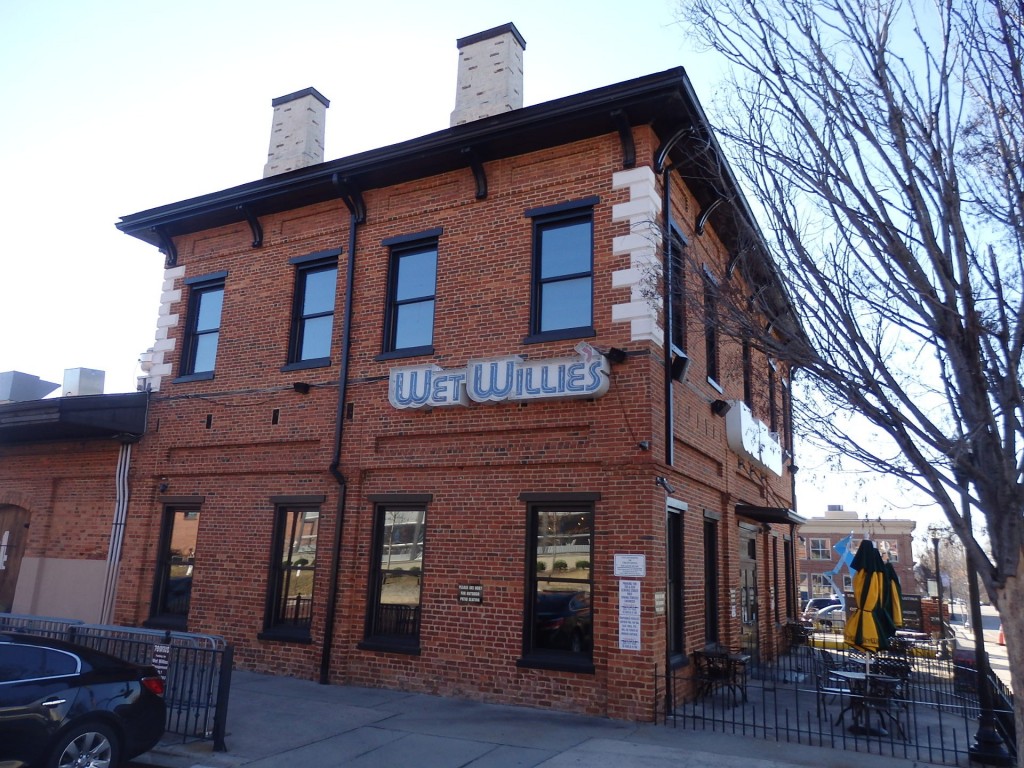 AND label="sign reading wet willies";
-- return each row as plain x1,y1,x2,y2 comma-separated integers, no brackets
389,342,611,410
